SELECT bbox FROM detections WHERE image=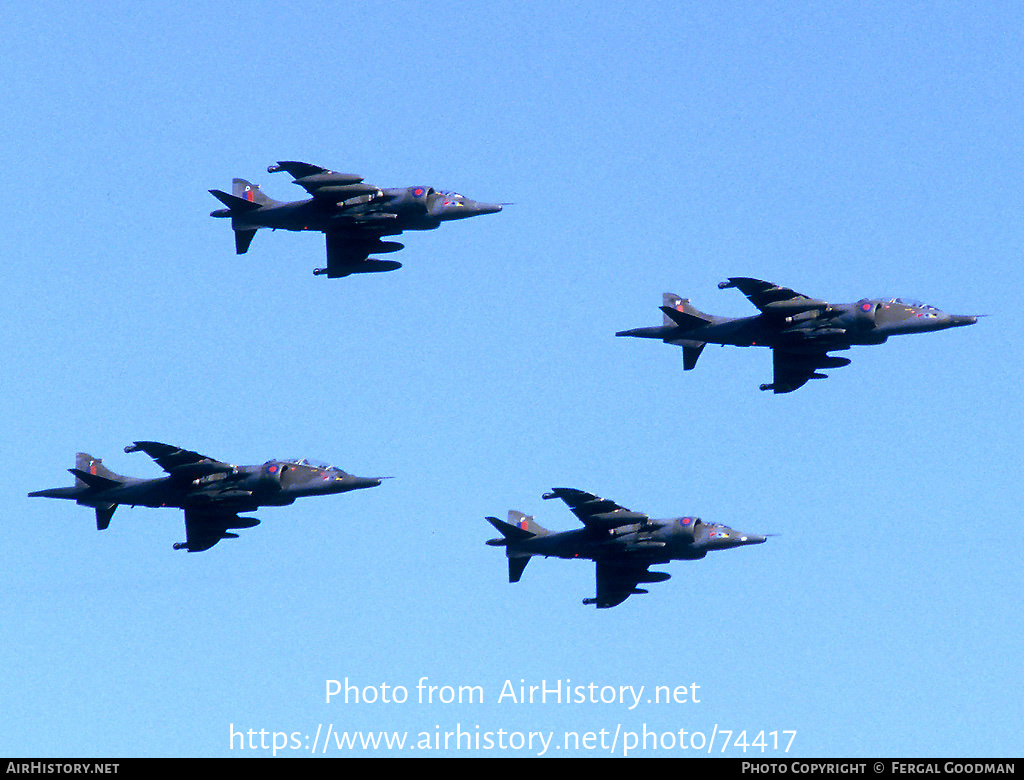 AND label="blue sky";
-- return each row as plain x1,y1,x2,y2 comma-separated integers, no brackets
2,2,1021,757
